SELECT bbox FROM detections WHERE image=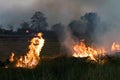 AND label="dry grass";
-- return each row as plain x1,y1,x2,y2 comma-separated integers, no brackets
0,37,120,80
